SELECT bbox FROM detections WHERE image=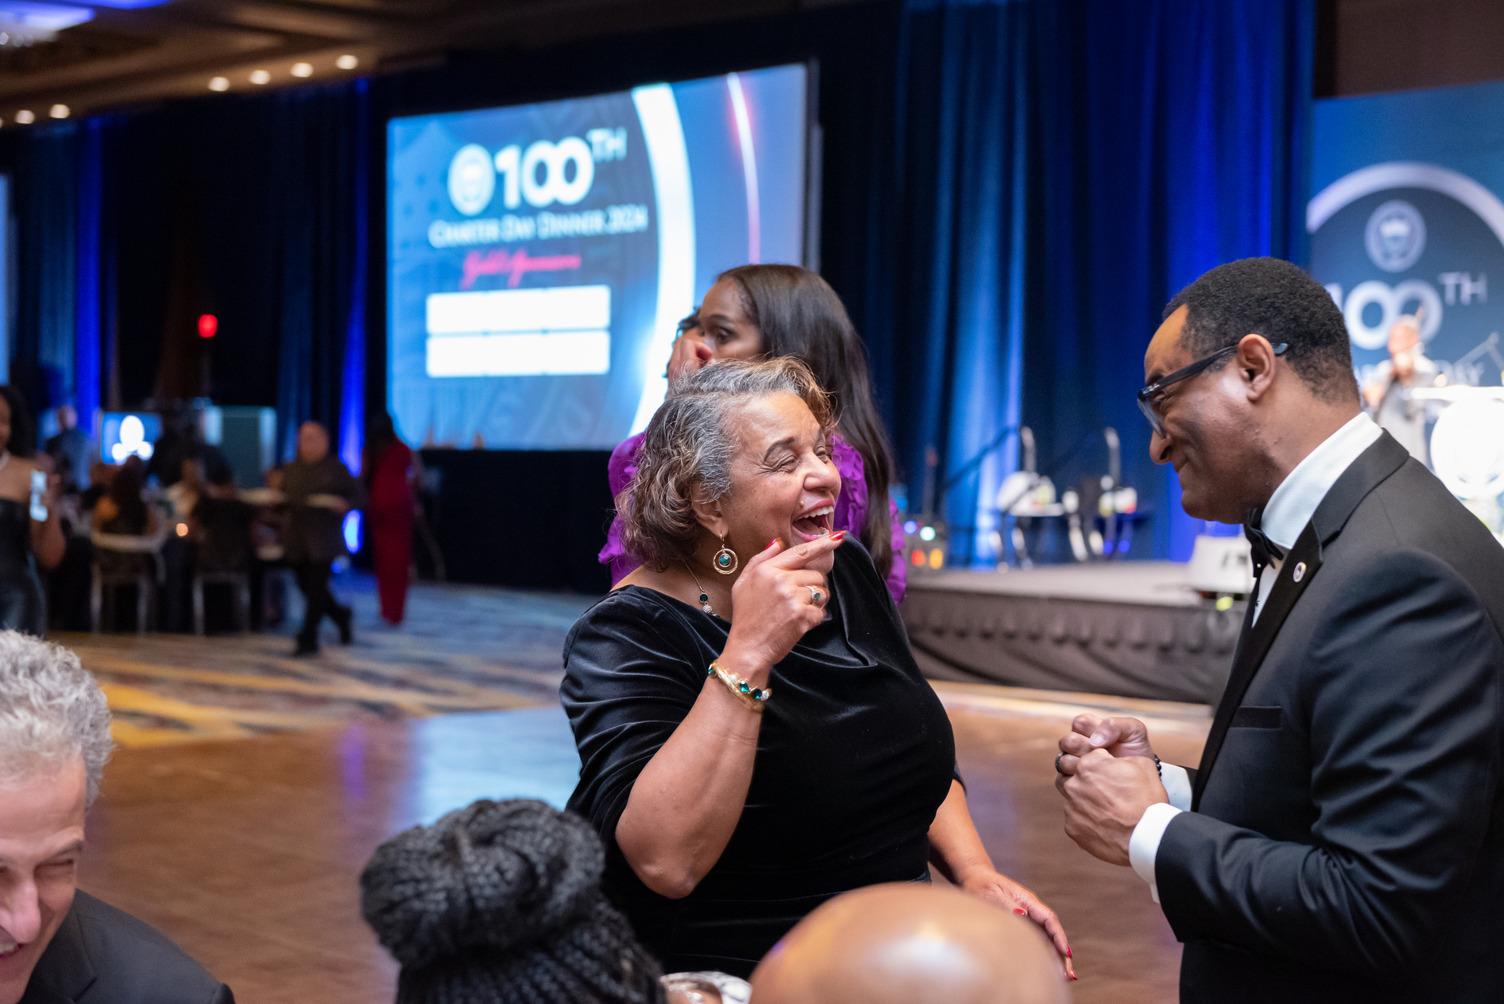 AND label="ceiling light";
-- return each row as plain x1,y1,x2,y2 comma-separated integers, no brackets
209,76,230,92
249,69,271,85
14,110,34,125
291,62,313,78
335,54,358,70
49,104,68,119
